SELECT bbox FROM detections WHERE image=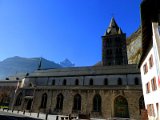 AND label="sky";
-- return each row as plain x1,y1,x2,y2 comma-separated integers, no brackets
0,0,141,66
